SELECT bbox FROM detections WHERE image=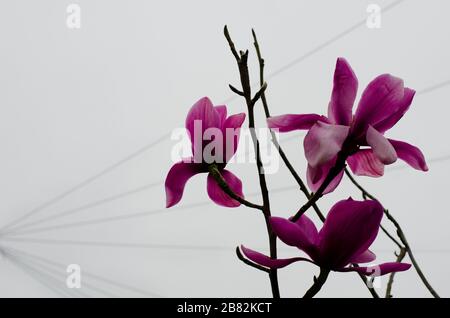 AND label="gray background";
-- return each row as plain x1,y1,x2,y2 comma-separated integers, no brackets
0,0,448,297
